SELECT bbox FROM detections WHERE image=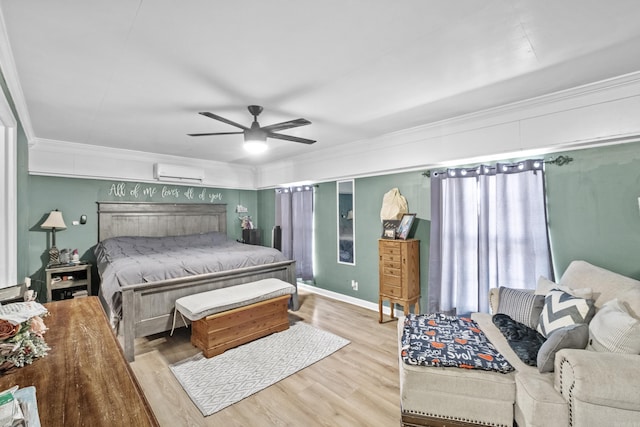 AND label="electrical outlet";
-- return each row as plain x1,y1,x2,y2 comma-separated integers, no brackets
351,280,358,291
